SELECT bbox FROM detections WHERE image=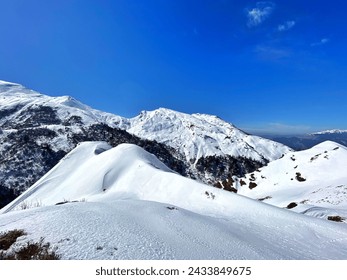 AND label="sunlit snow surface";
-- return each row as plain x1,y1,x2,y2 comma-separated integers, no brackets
0,81,127,128
1,142,346,259
237,141,347,221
